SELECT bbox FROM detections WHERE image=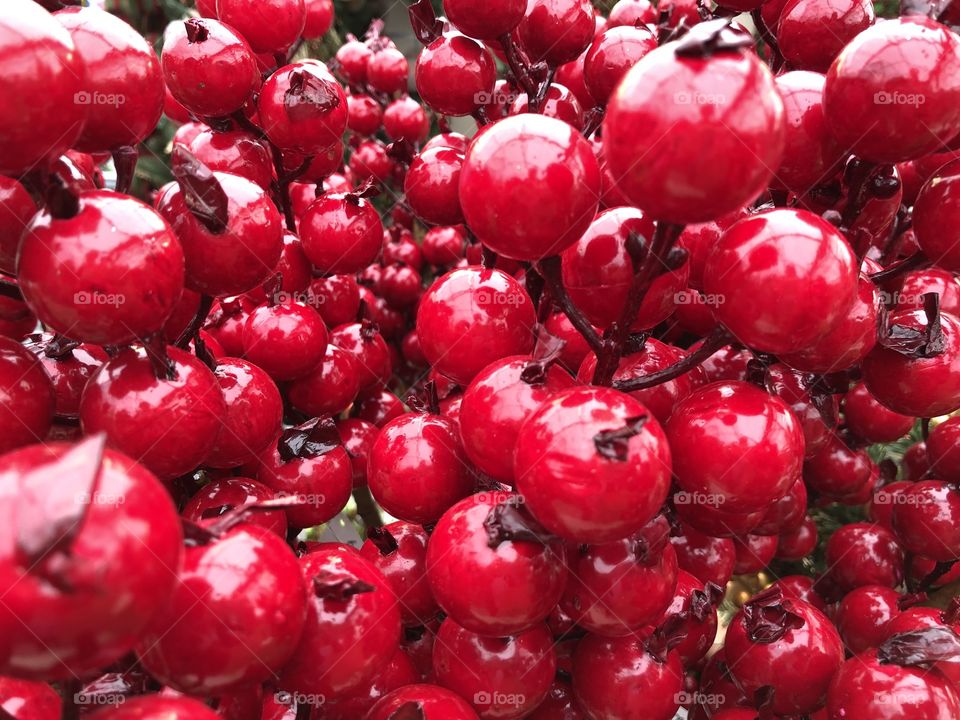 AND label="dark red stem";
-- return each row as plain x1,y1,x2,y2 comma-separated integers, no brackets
613,326,732,392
